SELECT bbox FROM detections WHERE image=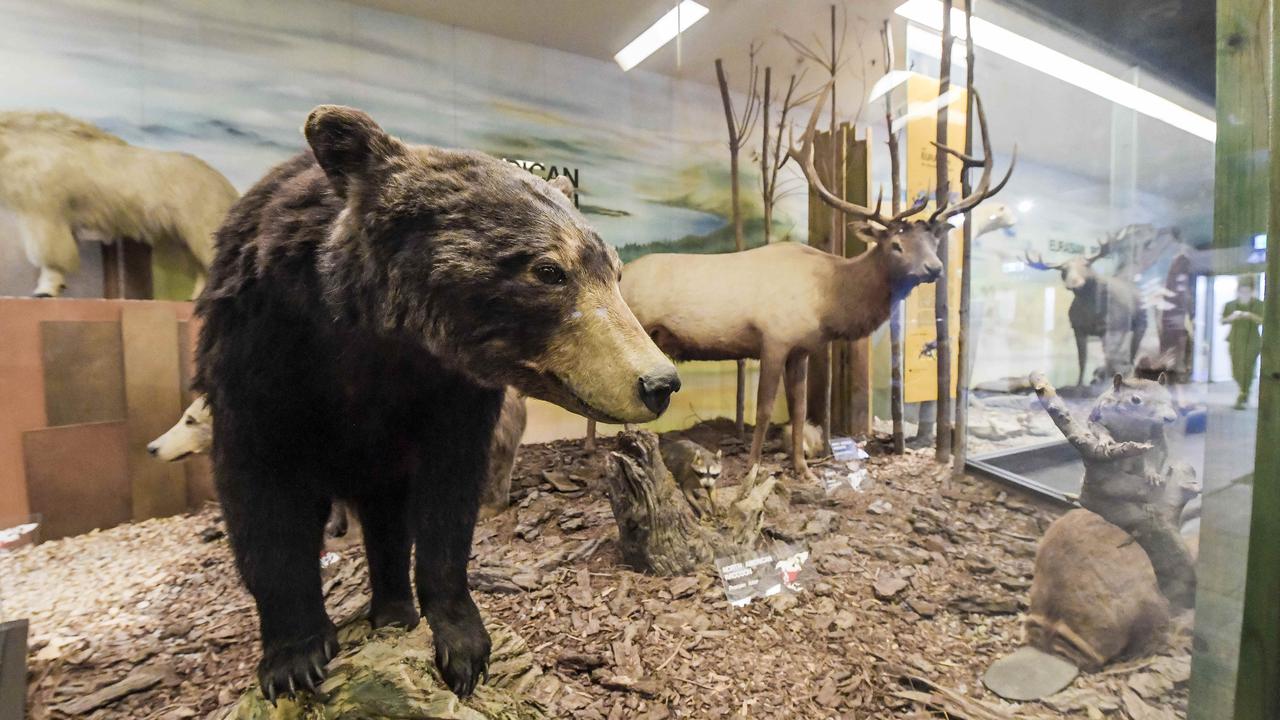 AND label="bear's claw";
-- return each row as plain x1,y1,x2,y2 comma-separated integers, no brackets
432,621,491,697
259,624,338,705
